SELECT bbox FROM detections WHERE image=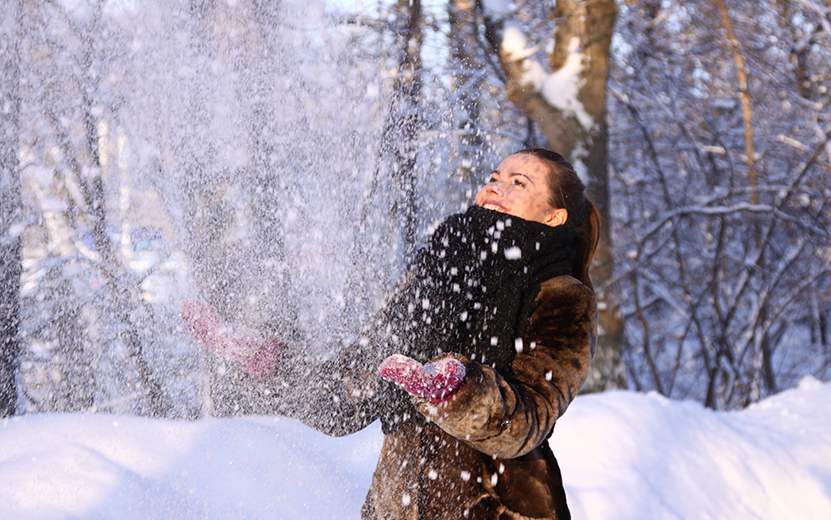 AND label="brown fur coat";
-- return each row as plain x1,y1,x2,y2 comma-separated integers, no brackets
272,274,596,520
